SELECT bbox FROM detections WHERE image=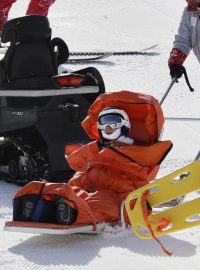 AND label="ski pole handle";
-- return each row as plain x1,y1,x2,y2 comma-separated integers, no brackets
160,66,194,106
